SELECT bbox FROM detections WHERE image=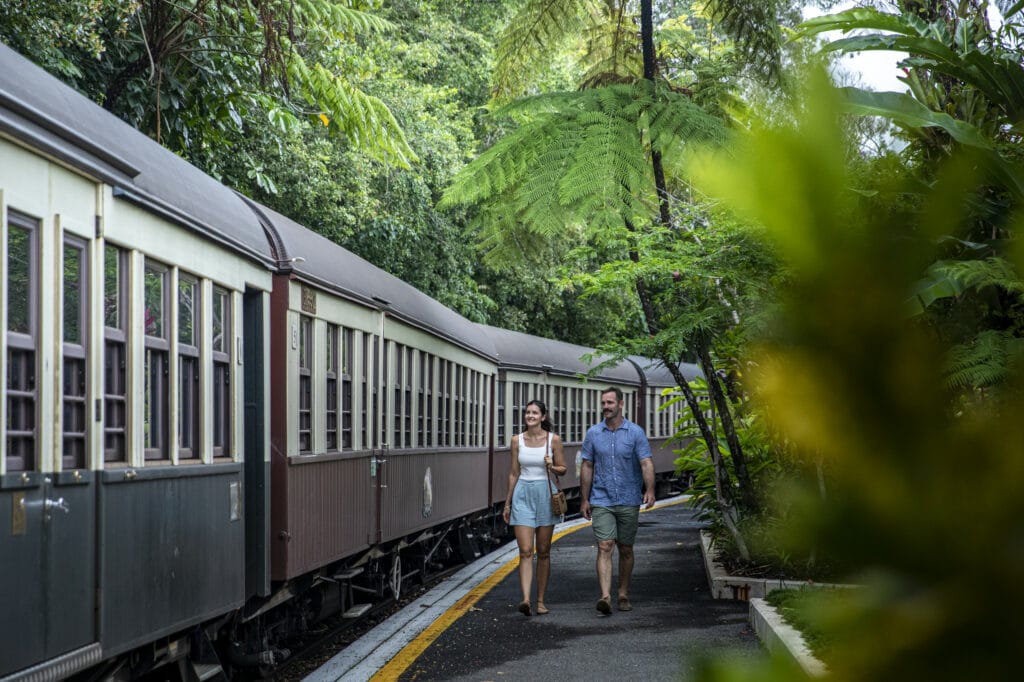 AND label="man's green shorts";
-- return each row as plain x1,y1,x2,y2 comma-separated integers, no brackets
591,505,640,545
